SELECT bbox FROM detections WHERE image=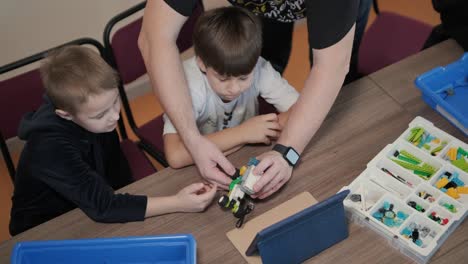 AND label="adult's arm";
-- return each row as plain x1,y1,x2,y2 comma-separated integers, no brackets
139,0,234,188
253,0,359,199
